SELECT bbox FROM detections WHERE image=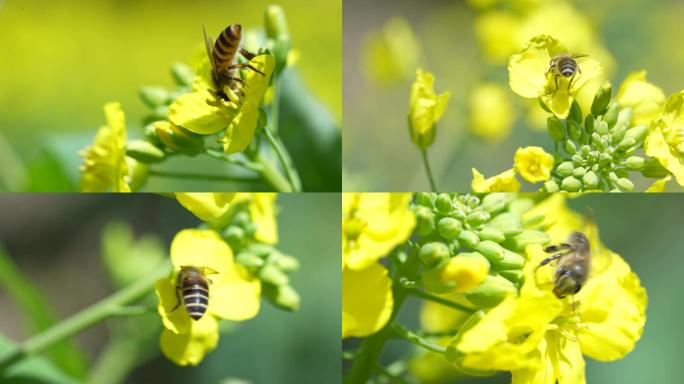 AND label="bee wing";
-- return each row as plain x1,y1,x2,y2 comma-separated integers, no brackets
202,25,218,74
585,223,613,277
